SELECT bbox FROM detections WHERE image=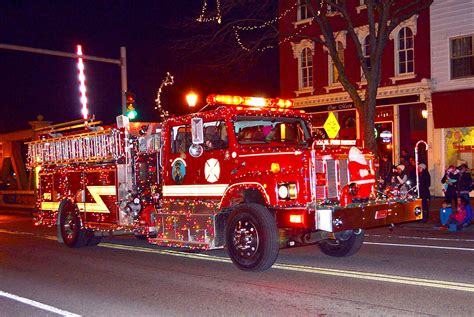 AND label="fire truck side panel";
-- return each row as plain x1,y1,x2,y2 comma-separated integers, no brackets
37,169,82,225
153,118,233,249
330,199,422,232
82,167,118,224
37,172,56,226
37,165,119,228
